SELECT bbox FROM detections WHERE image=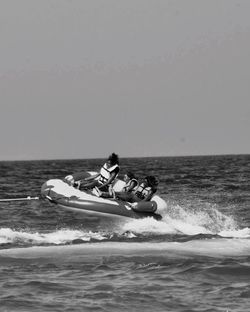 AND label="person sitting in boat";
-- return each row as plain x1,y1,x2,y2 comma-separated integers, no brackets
122,172,138,193
133,175,158,201
96,171,138,198
116,175,159,204
129,175,159,213
64,153,120,192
